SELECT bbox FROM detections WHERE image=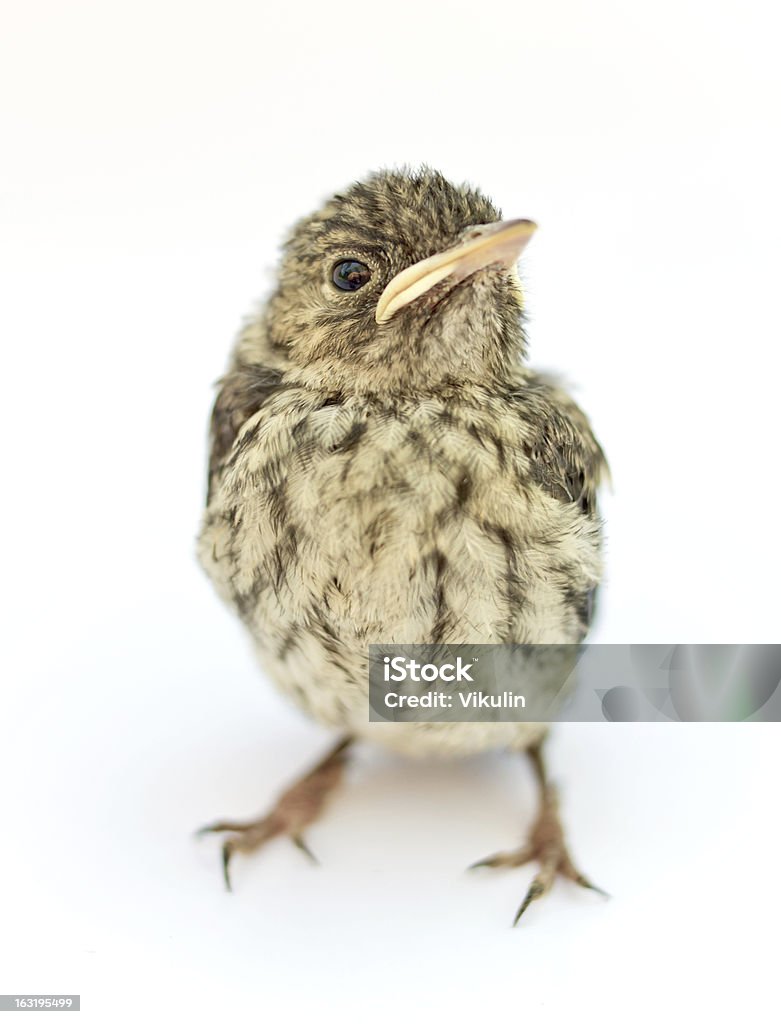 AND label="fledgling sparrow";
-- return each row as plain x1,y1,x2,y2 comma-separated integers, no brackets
197,168,609,923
